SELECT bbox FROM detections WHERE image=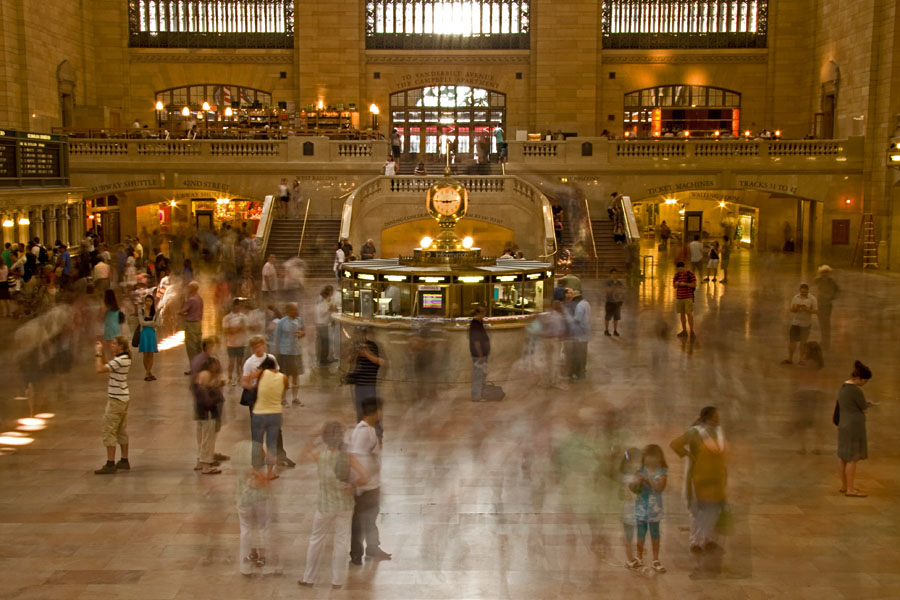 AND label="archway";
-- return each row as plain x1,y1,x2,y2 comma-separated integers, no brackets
624,84,741,138
389,85,505,158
